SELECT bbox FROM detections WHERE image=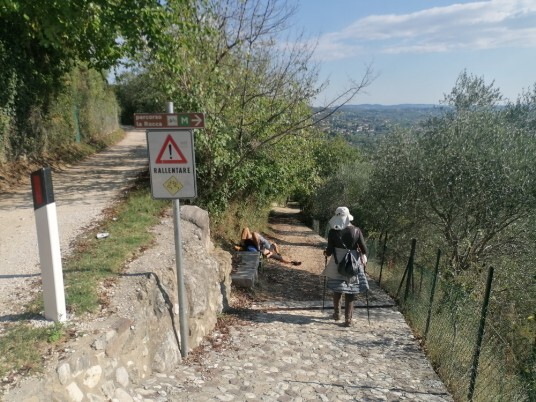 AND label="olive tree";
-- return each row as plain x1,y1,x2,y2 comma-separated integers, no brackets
306,135,369,229
368,71,536,273
365,72,536,397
